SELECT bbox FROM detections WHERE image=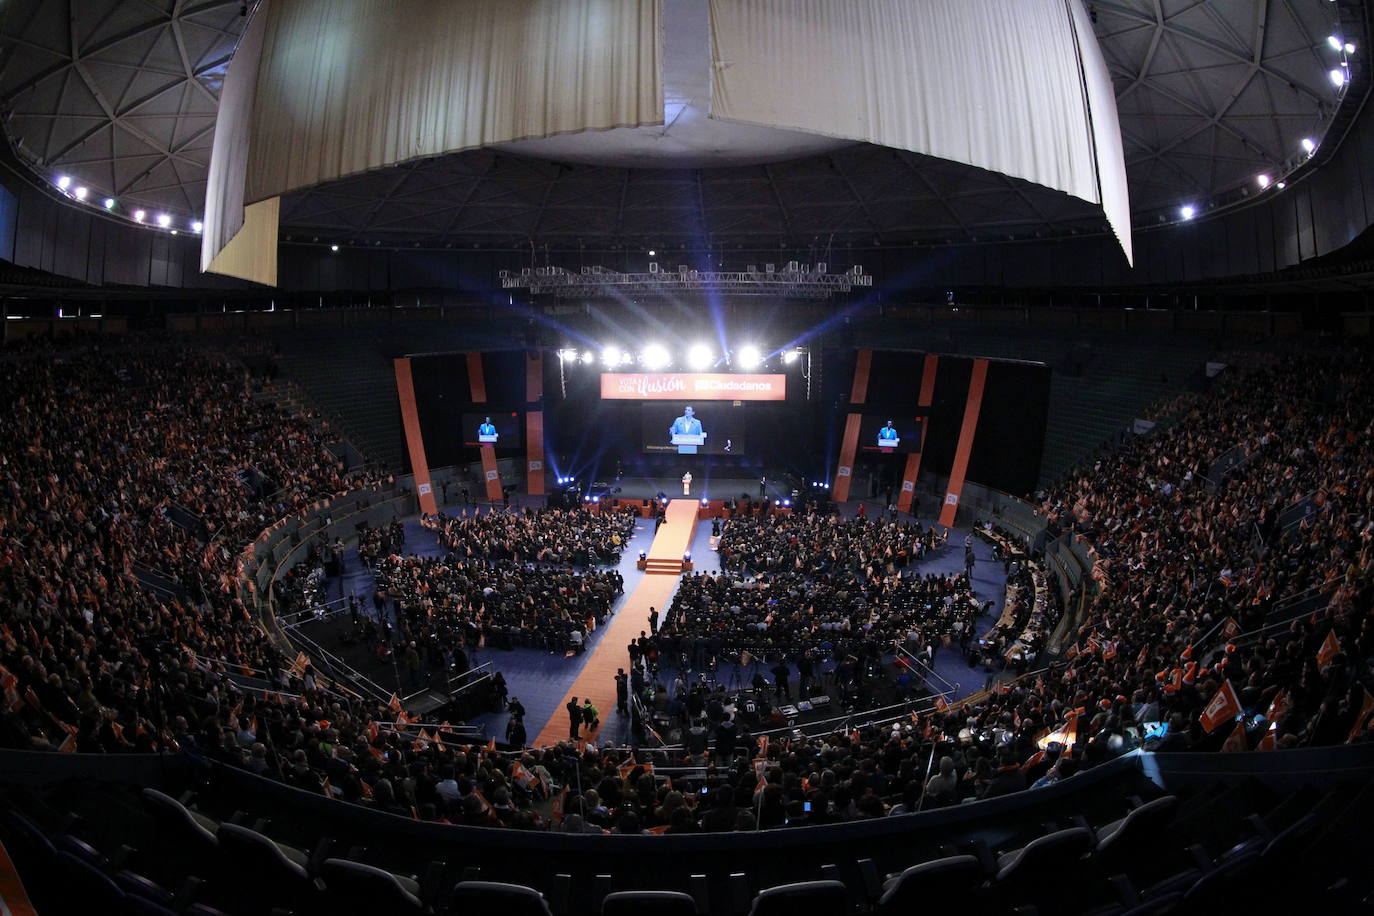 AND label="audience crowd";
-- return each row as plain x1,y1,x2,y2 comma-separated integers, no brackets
424,507,637,567
1,340,1370,835
371,553,624,656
